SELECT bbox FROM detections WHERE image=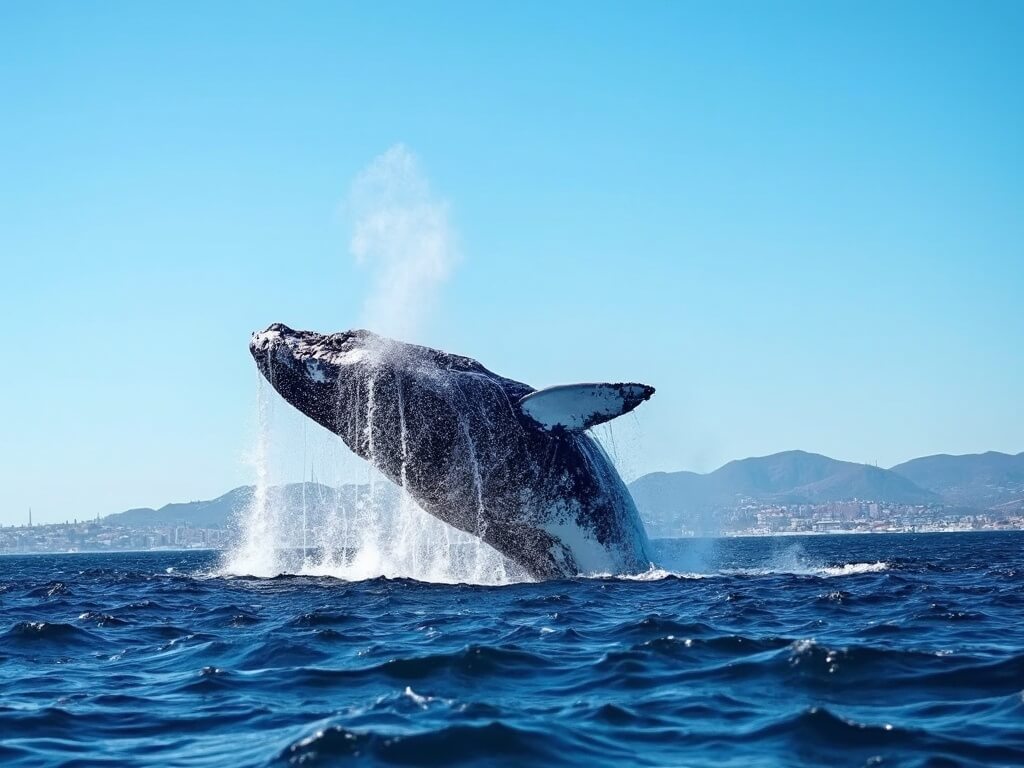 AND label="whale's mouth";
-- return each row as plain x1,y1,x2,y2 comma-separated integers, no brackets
251,324,364,365
249,323,290,356
249,324,380,395
250,324,296,379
